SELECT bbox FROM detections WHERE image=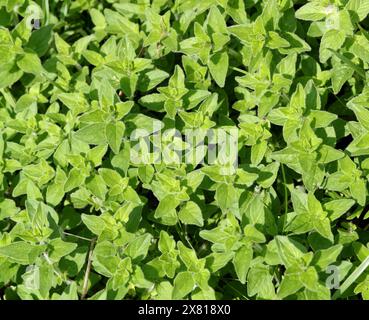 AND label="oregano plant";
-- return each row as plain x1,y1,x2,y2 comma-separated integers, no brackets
1,0,369,301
